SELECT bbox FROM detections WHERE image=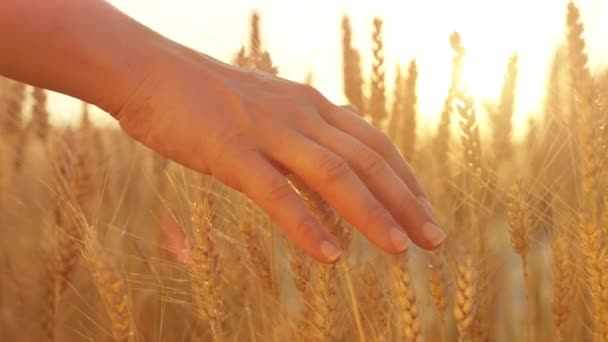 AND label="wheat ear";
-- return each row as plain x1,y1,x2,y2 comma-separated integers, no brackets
83,229,135,342
391,252,422,341
454,252,477,341
507,179,532,340
552,226,575,341
190,200,224,341
342,15,366,115
369,17,386,129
